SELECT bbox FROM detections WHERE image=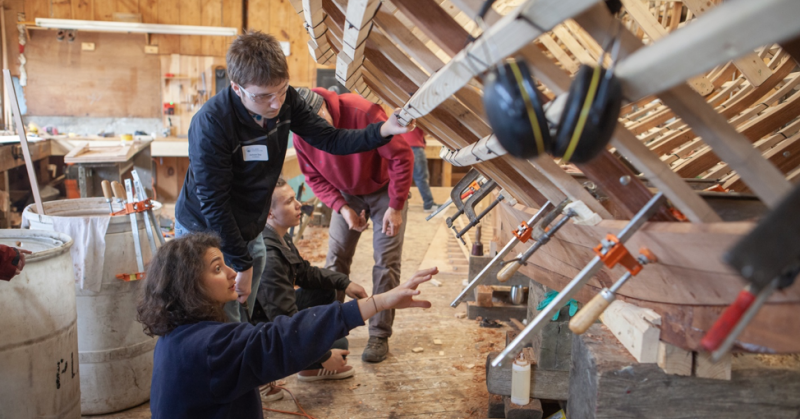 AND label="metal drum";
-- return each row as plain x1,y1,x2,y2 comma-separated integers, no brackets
24,198,161,414
0,229,79,418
